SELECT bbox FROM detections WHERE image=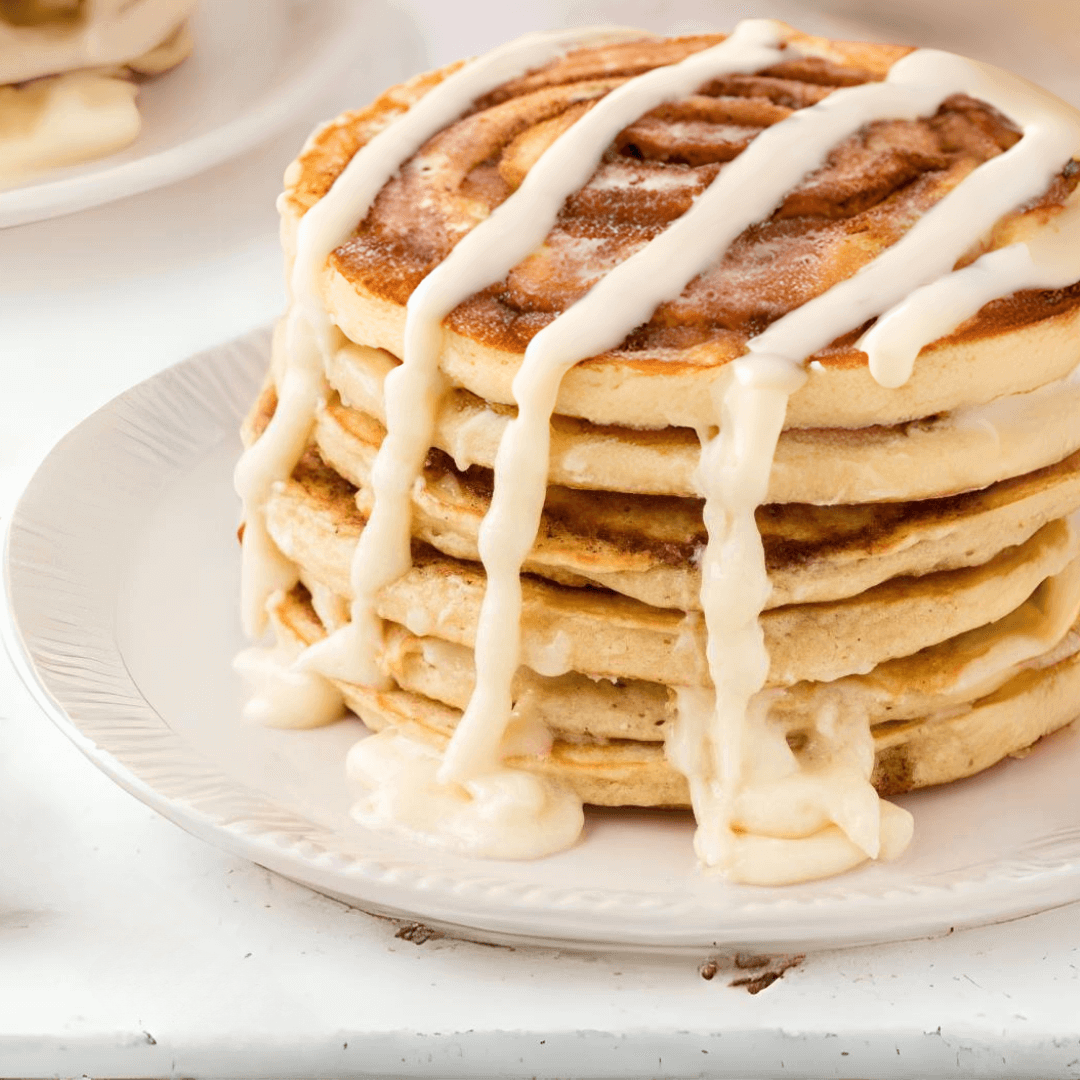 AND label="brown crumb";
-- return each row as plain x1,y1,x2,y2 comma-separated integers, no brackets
394,922,443,945
730,971,783,994
728,954,805,994
734,953,772,969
